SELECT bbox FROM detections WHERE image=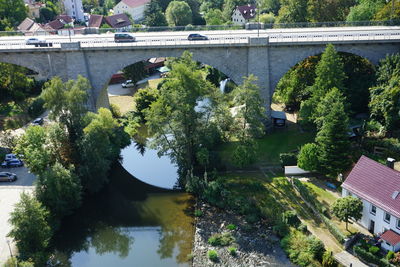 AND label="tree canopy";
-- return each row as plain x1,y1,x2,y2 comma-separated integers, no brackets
331,196,363,230
165,1,193,26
